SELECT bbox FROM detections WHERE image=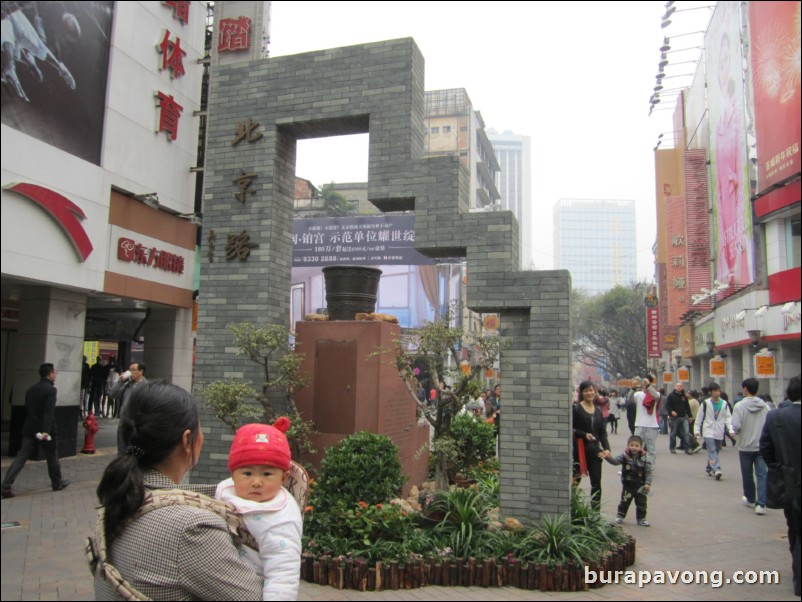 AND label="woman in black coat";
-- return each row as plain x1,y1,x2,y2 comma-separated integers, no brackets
573,380,611,510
